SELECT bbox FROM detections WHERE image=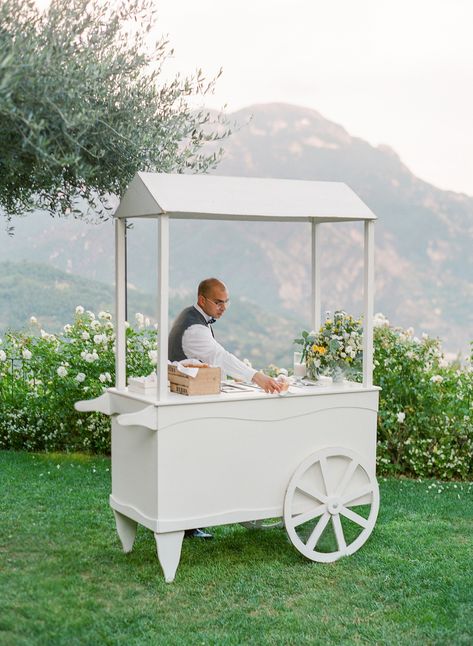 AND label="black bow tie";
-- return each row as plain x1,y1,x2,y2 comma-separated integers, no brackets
208,317,216,325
